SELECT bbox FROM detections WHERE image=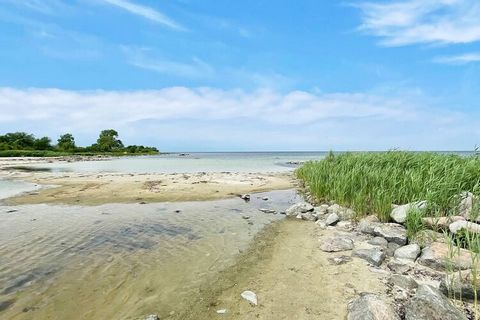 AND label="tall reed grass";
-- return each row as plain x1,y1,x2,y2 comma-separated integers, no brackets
296,151,480,222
